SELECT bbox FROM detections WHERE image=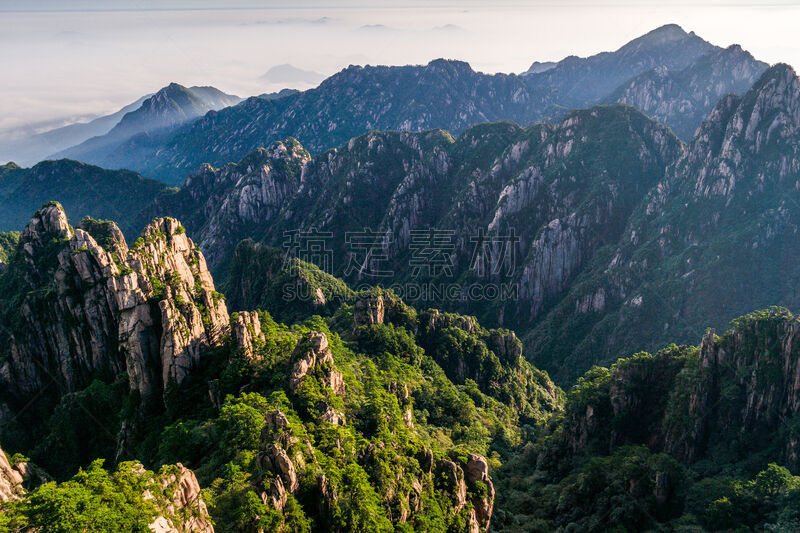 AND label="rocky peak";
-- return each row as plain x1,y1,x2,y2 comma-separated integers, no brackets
710,64,800,145
425,58,475,75
623,23,692,47
19,202,73,249
606,40,768,140
615,24,711,62
738,64,800,142
288,331,345,398
118,217,229,403
231,310,264,359
0,205,228,433
144,143,308,269
522,60,557,76
353,293,385,331
682,63,800,197
465,453,495,530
